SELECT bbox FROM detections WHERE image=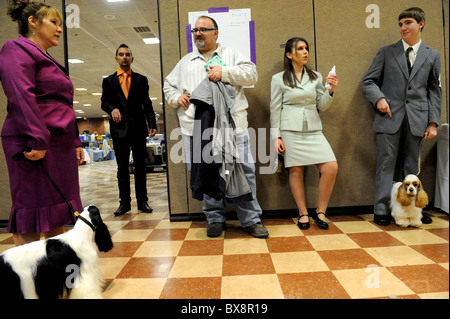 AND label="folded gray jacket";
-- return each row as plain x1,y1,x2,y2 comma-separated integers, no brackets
189,78,253,203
